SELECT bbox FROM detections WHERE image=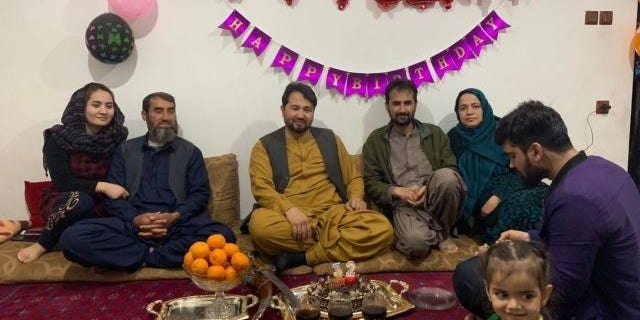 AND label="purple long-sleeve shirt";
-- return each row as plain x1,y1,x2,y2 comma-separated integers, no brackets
529,152,640,319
